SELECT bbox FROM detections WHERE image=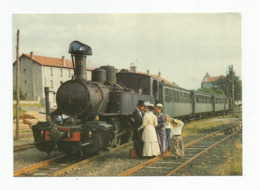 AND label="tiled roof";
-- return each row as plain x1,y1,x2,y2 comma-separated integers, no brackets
202,76,224,83
14,53,94,71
